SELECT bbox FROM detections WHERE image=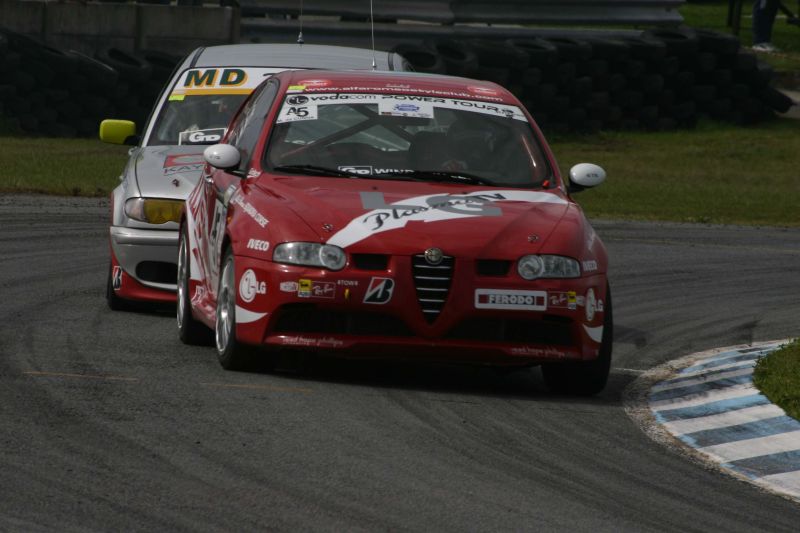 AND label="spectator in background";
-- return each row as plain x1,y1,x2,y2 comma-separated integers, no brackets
752,0,780,52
